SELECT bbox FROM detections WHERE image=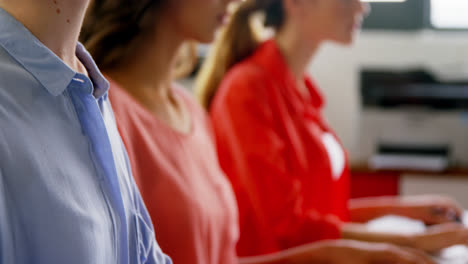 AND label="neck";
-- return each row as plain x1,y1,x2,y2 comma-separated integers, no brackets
274,23,321,81
0,0,89,73
107,19,184,106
